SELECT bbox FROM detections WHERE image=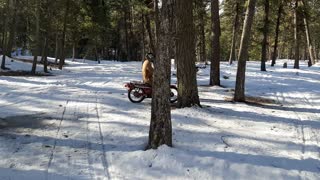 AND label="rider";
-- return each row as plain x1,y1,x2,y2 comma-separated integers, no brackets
142,53,154,86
